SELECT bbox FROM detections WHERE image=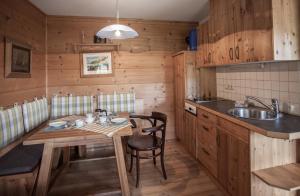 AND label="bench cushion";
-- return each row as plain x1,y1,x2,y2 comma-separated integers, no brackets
68,96,94,115
22,98,49,132
0,105,25,149
51,96,69,119
98,93,135,113
0,144,43,176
